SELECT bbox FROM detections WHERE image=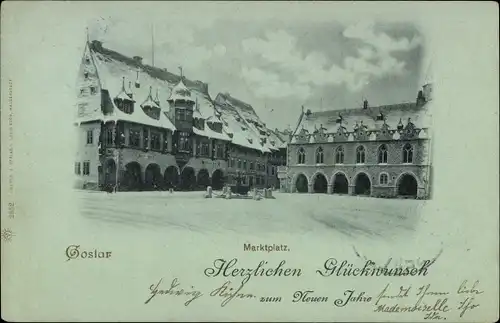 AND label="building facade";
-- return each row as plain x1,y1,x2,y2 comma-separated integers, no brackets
283,85,433,199
74,39,286,191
